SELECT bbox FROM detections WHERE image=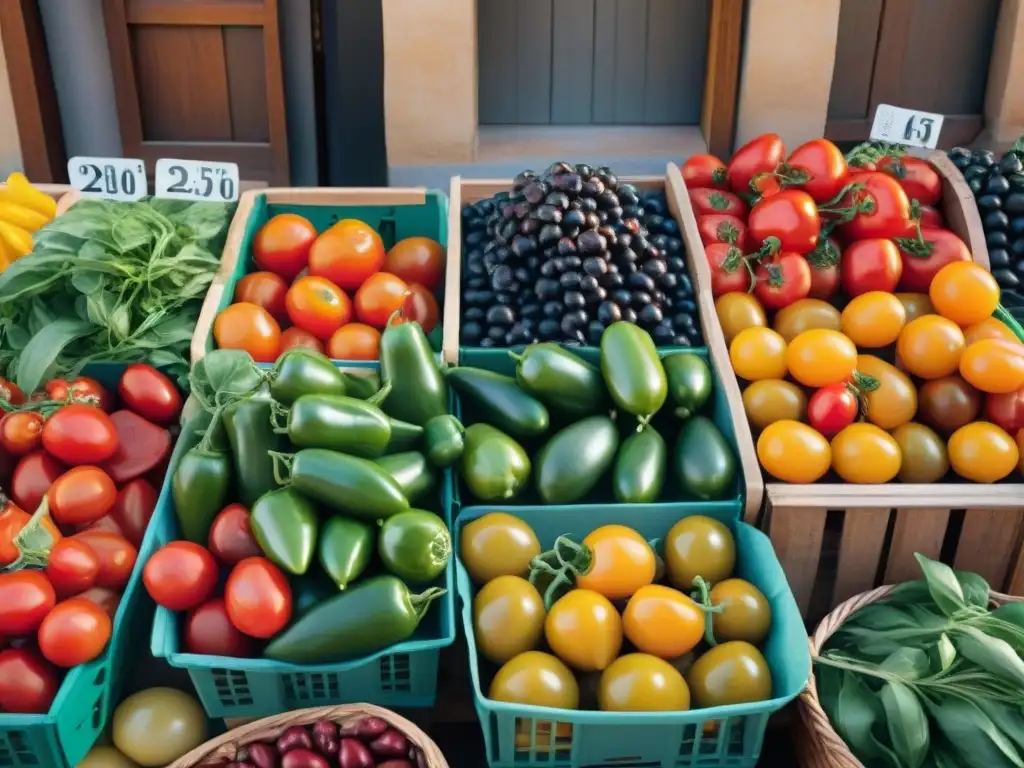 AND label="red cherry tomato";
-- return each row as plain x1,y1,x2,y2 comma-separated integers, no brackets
835,172,915,240
45,538,101,598
71,531,137,590
382,237,446,292
46,377,113,411
77,515,125,537
728,133,786,195
748,190,821,255
753,252,812,310
42,405,119,465
185,598,256,657
916,205,944,228
0,648,59,713
877,156,942,206
841,238,903,296
0,378,26,406
143,541,219,611
234,271,289,322
225,558,293,639
208,504,263,566
11,451,65,512
808,383,859,438
117,364,182,425
397,284,441,334
0,411,44,456
38,597,111,668
706,244,752,297
697,214,749,249
806,237,843,300
48,466,117,526
253,213,318,280
107,477,158,549
77,587,120,619
786,139,849,203
0,570,56,635
986,389,1024,435
688,188,748,218
895,227,972,293
279,326,325,354
682,154,729,189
